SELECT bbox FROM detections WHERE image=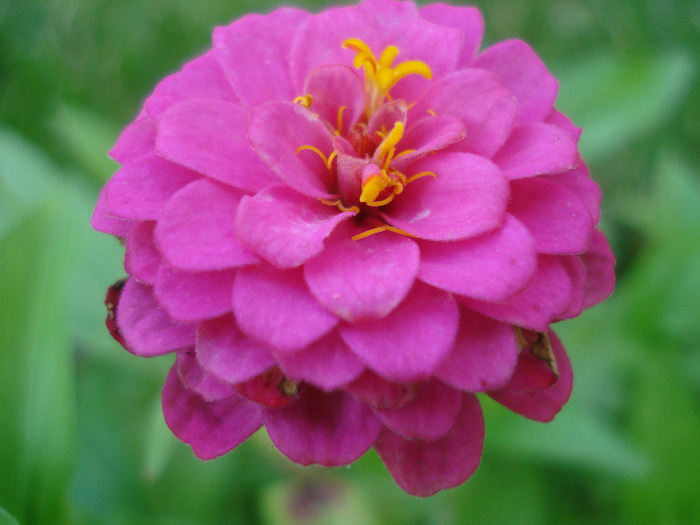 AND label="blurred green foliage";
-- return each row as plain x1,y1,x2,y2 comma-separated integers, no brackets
1,0,699,524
